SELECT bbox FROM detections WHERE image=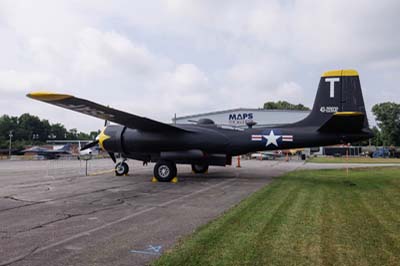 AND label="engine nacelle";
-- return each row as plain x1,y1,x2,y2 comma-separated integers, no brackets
101,125,125,153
